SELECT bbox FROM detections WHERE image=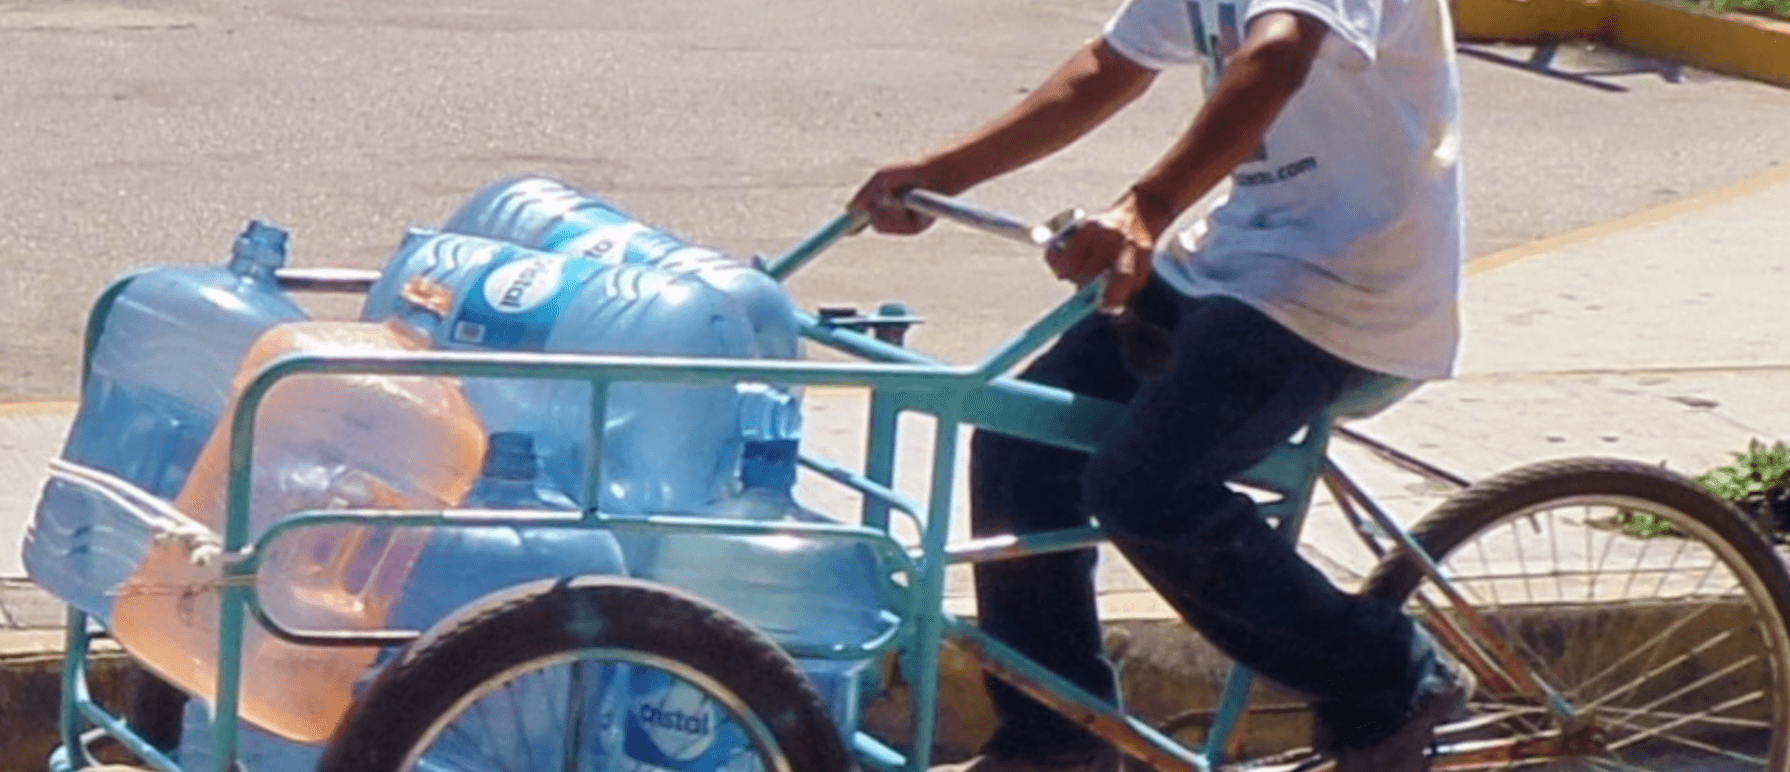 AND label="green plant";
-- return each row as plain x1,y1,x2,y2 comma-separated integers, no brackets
1696,438,1790,539
1712,0,1790,22
1698,439,1790,500
1602,440,1790,539
1611,509,1679,538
